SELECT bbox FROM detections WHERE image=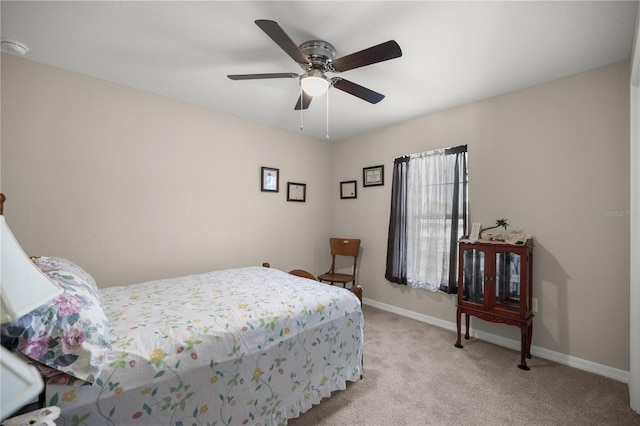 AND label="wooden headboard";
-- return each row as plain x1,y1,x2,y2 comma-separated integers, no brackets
0,193,5,215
